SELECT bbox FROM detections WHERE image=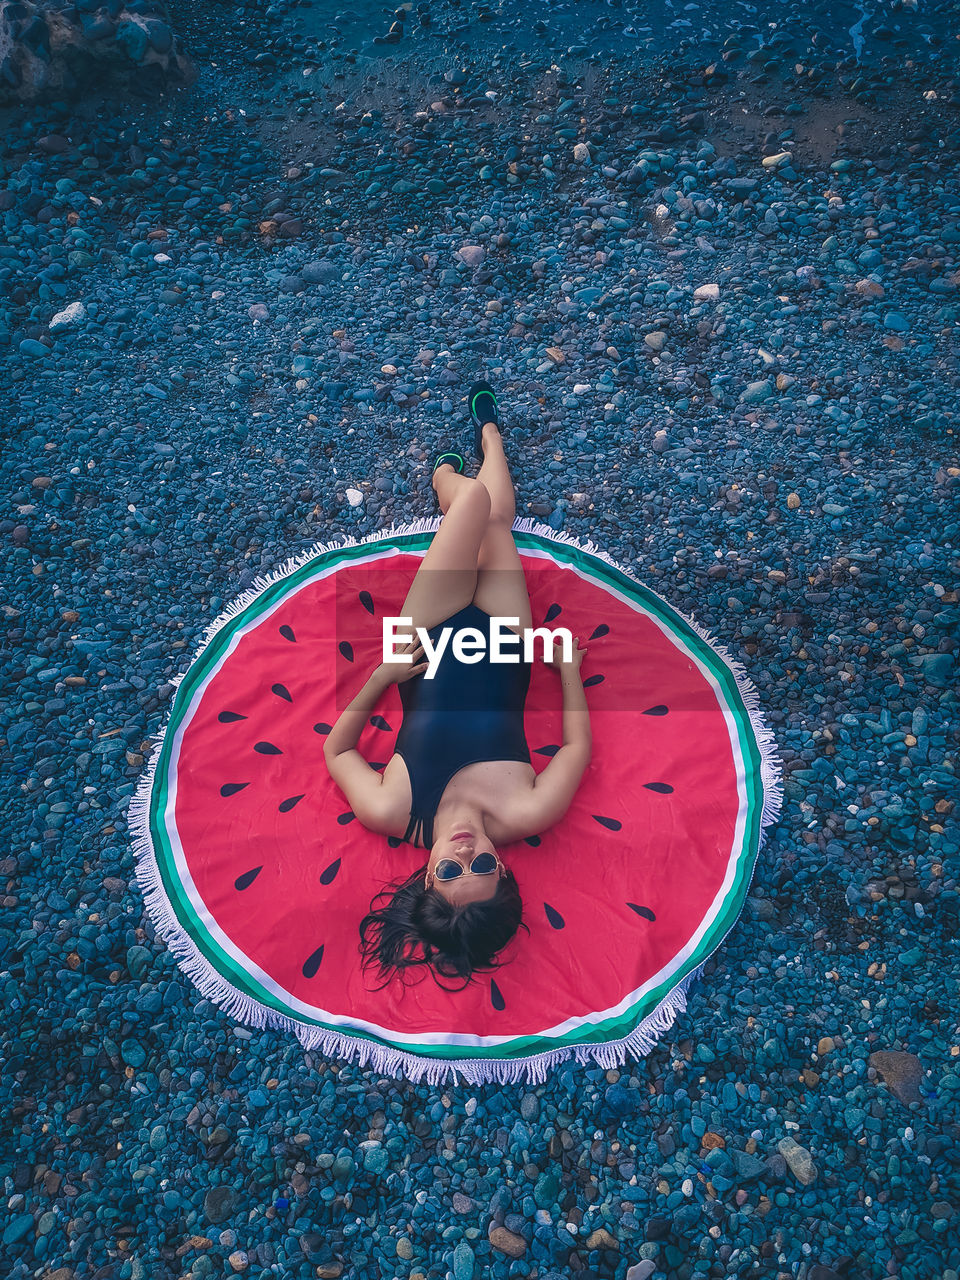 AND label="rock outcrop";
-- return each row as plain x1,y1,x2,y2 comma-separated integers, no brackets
0,0,193,102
